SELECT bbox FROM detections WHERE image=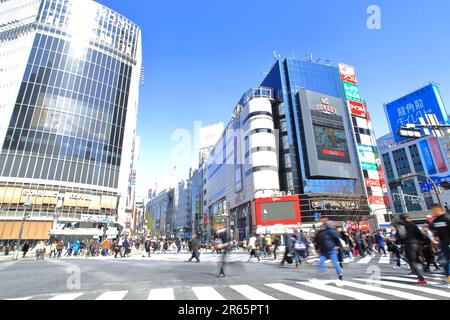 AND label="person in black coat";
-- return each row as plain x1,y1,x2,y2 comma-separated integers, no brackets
188,234,200,263
22,242,30,258
396,214,427,284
